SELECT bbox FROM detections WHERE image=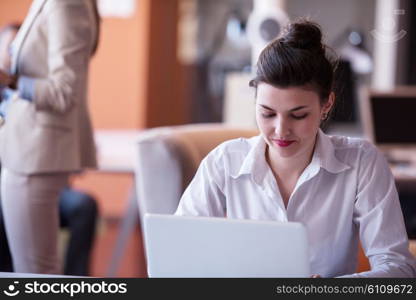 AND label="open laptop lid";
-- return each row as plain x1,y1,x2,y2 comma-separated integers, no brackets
360,86,416,161
143,214,310,278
